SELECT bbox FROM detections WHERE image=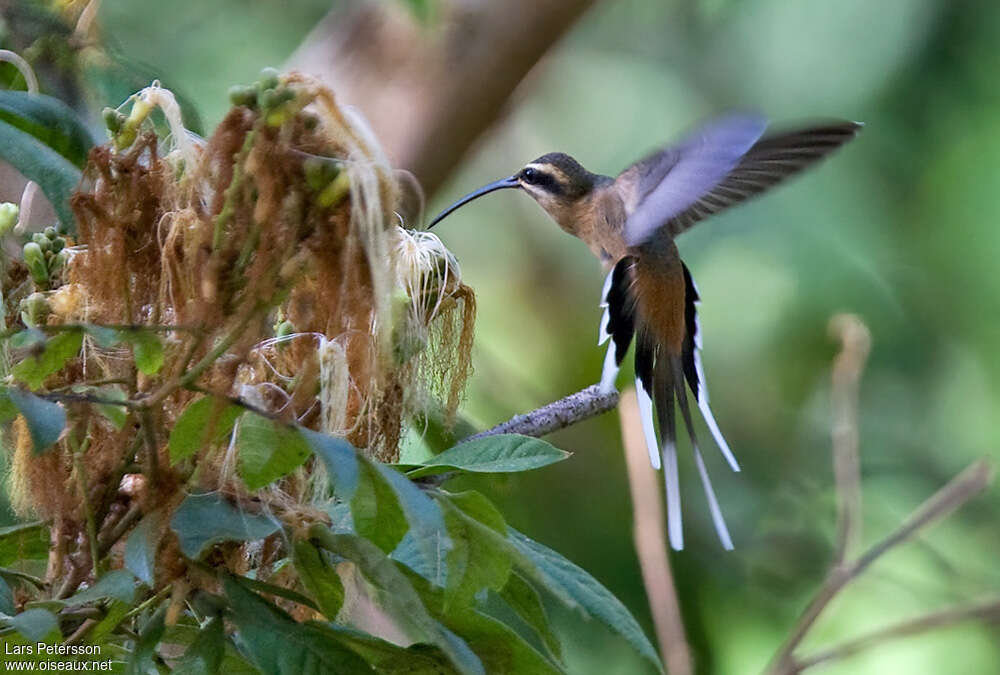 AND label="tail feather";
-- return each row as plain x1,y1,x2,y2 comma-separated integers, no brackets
653,353,683,551
672,355,734,550
635,376,661,470
682,263,740,472
598,258,637,392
